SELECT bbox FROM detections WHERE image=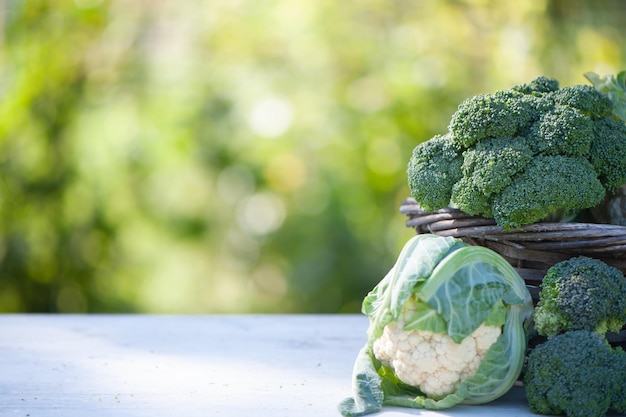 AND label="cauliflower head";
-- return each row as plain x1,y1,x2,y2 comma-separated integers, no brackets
373,303,502,399
339,235,533,416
